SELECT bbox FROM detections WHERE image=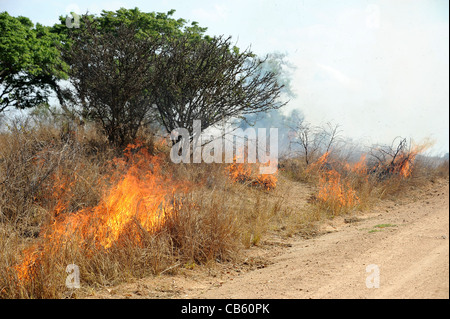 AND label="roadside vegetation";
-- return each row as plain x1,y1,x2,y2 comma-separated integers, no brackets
0,8,448,299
